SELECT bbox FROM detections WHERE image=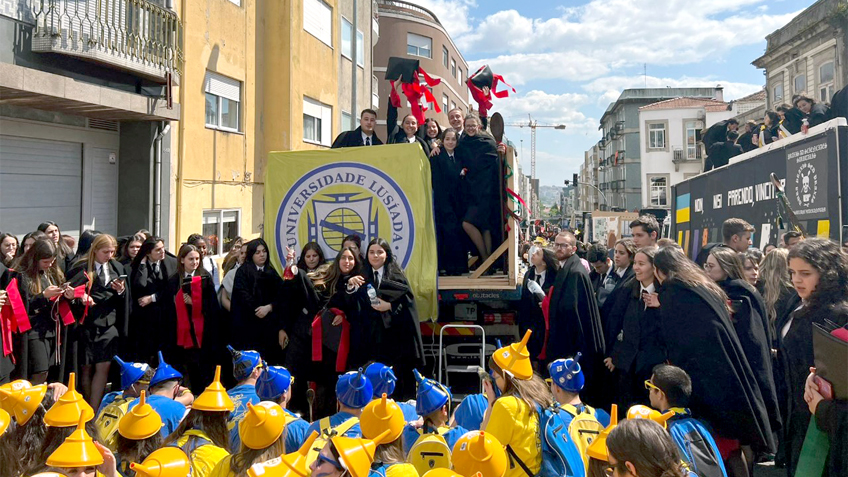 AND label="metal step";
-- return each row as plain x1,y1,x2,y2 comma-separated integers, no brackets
446,365,482,374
